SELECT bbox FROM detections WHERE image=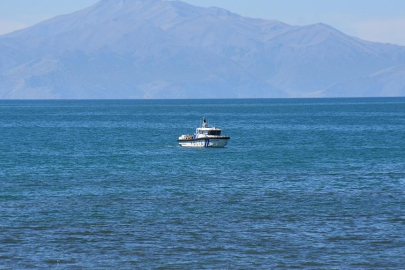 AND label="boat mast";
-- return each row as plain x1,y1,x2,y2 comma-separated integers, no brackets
202,117,207,128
